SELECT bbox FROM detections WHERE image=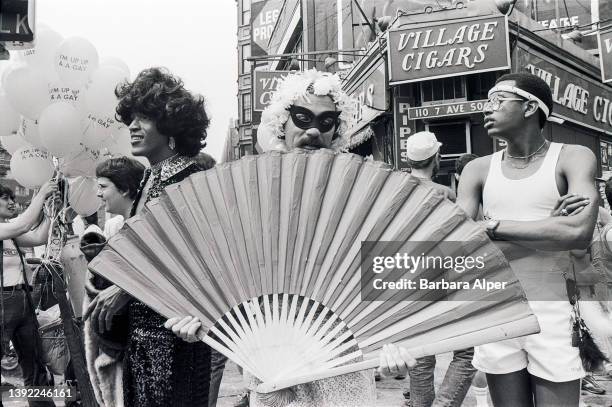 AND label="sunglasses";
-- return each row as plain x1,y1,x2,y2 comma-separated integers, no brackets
483,95,525,112
288,106,341,134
